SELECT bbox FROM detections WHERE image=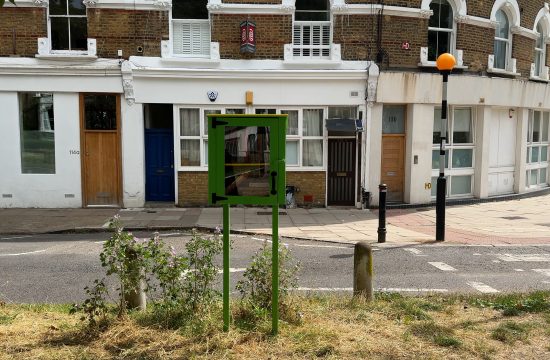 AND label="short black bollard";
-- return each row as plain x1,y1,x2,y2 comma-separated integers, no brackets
378,184,387,243
353,242,374,301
